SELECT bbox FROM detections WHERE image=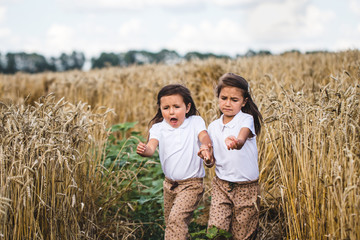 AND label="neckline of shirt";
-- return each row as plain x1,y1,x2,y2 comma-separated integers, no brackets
220,110,244,129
